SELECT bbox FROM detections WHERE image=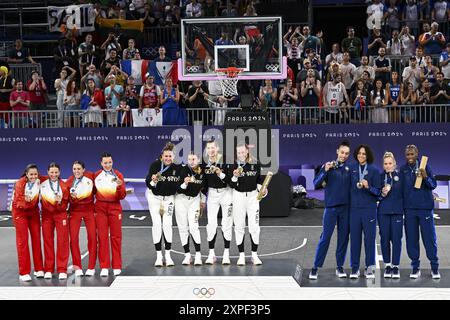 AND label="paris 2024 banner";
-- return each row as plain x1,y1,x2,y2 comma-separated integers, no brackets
1,123,449,210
